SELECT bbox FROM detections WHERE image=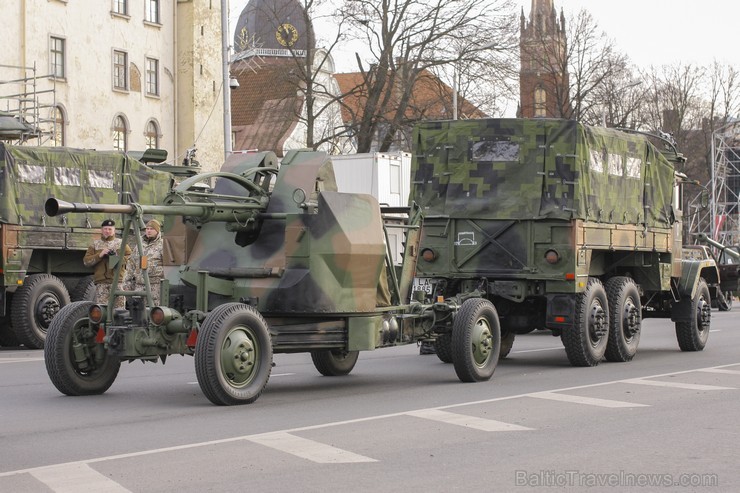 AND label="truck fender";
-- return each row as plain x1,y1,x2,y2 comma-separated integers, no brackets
676,259,719,298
